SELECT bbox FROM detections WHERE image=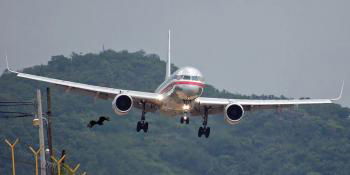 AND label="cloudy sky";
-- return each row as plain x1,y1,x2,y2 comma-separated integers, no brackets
0,0,349,107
